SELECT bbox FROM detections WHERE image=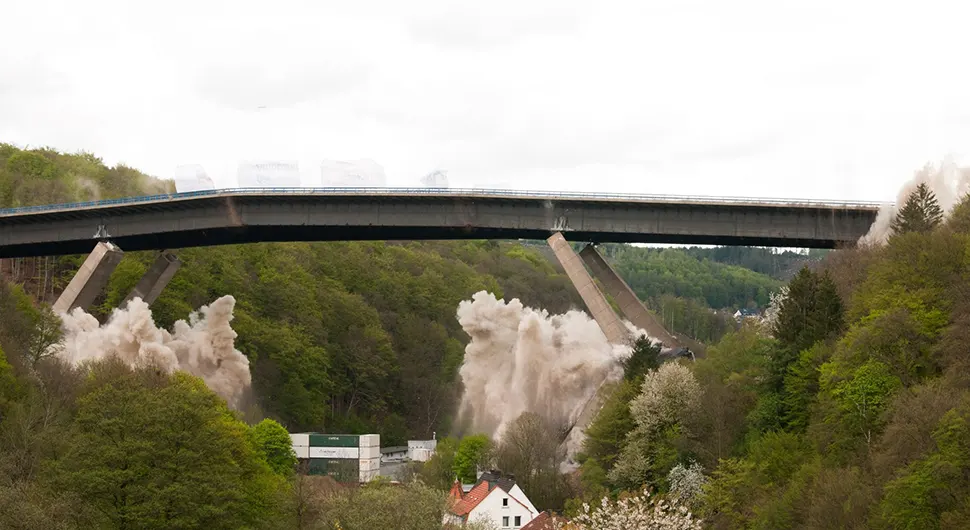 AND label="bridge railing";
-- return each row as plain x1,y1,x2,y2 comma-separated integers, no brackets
0,187,889,216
